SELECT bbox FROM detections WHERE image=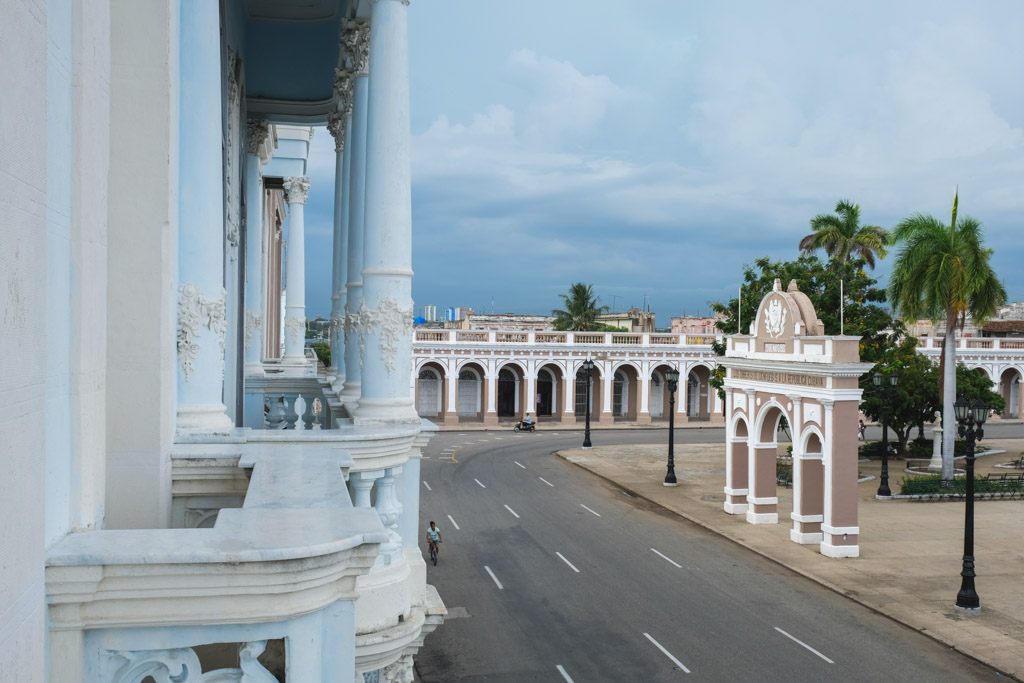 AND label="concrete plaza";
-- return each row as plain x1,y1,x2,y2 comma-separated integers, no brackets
559,439,1024,680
